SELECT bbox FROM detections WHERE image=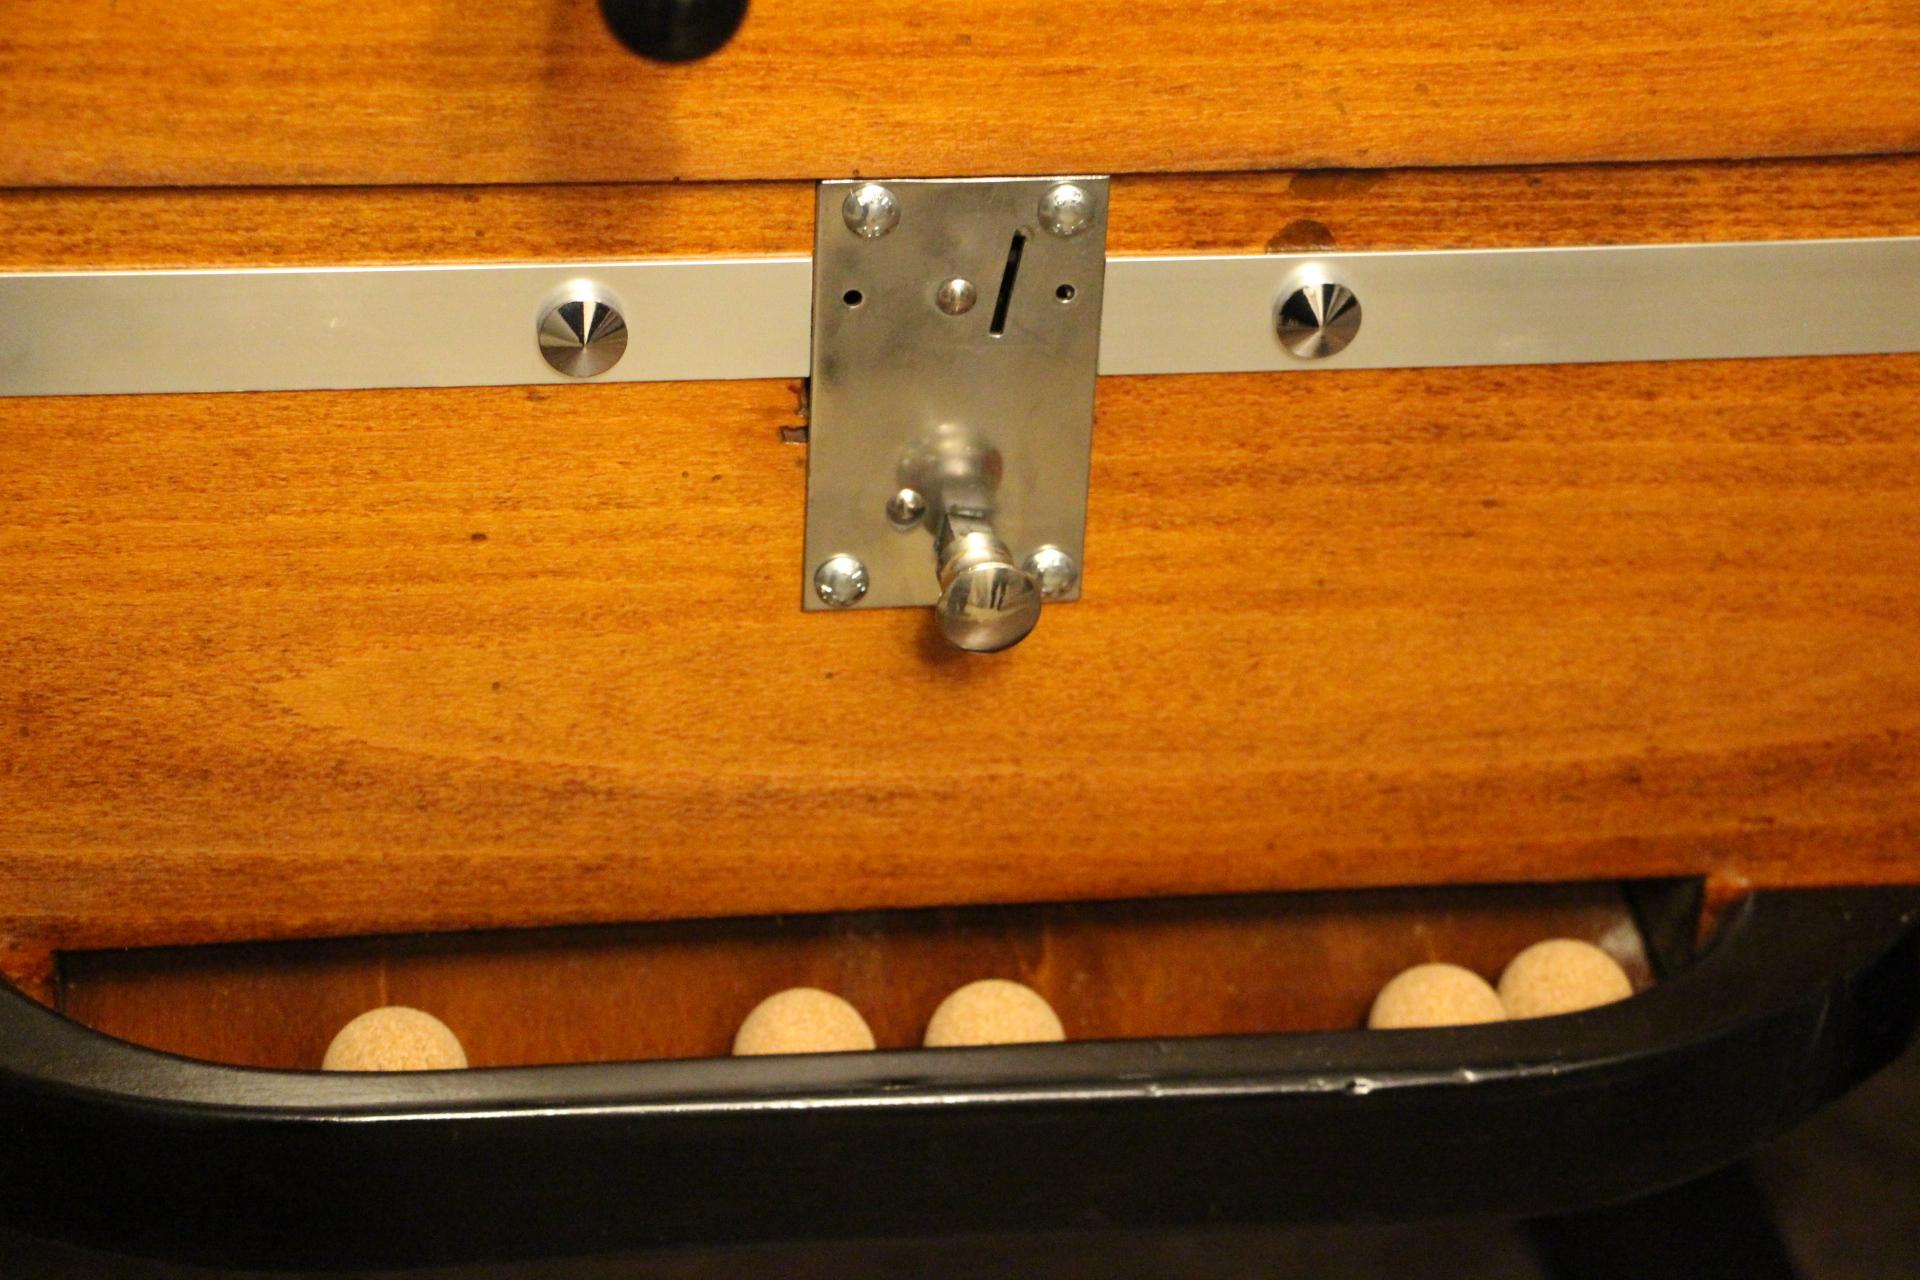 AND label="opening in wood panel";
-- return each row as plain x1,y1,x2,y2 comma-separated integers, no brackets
54,882,1670,1071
